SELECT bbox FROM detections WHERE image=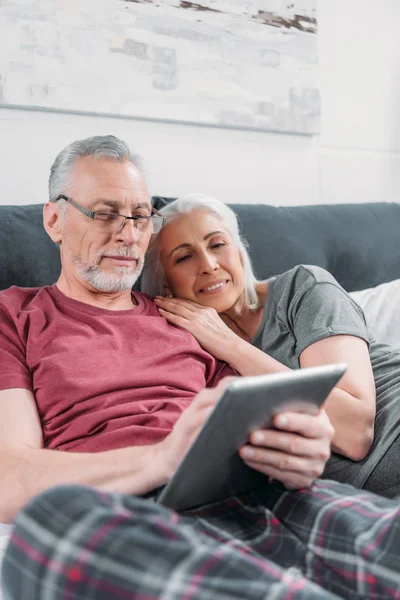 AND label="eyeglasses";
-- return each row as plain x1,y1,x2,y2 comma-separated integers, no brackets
56,195,166,234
